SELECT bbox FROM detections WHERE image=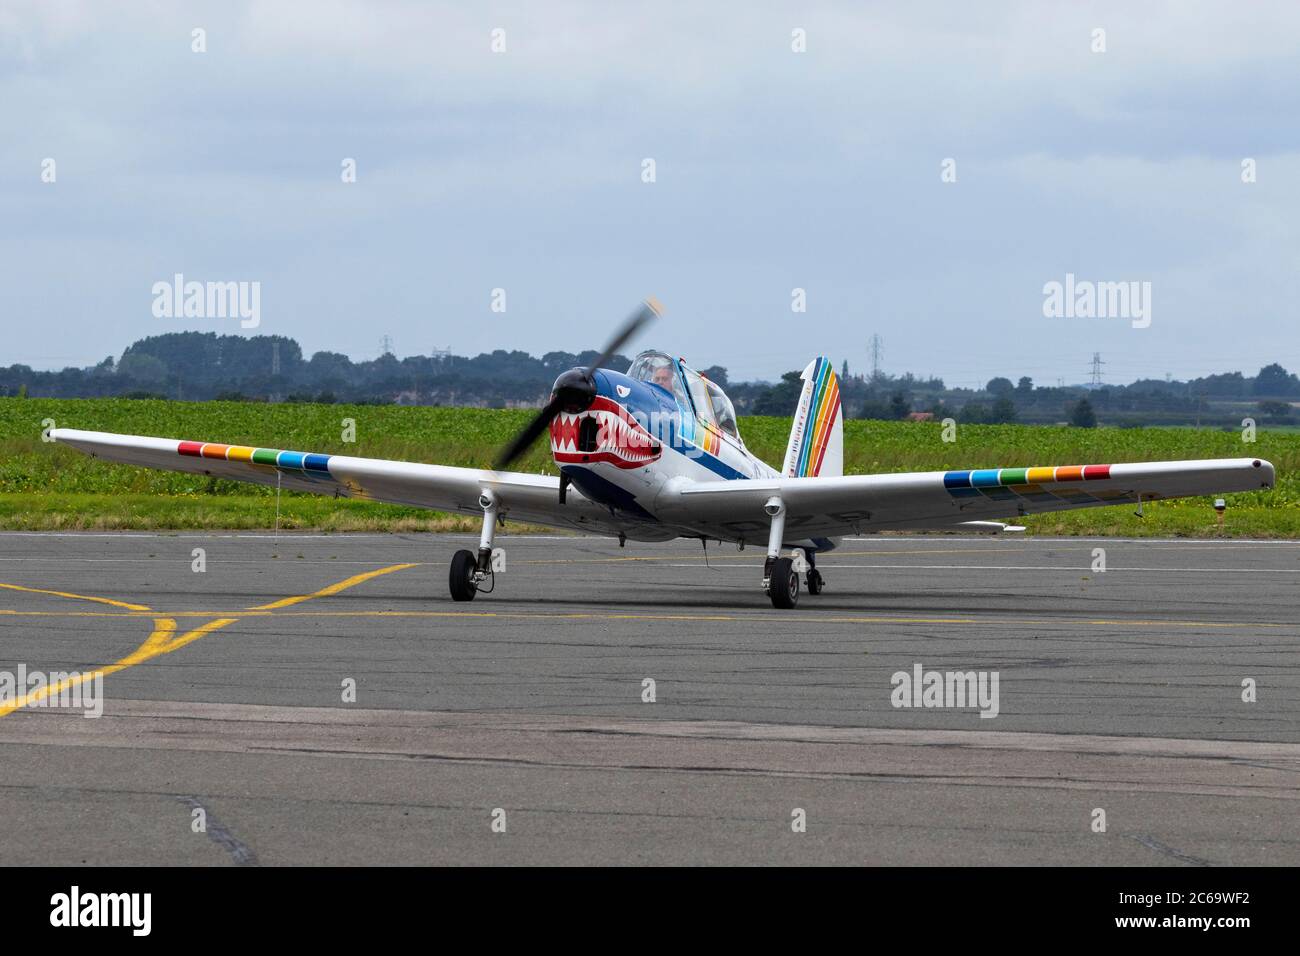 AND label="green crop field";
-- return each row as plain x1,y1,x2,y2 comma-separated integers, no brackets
1,397,1295,536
